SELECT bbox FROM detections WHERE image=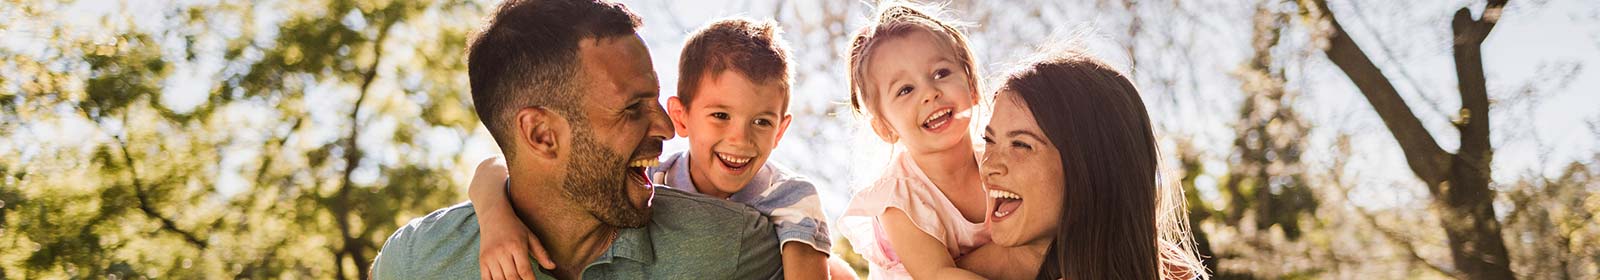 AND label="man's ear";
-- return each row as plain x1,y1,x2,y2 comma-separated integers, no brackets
869,116,897,143
666,96,690,138
514,107,569,160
